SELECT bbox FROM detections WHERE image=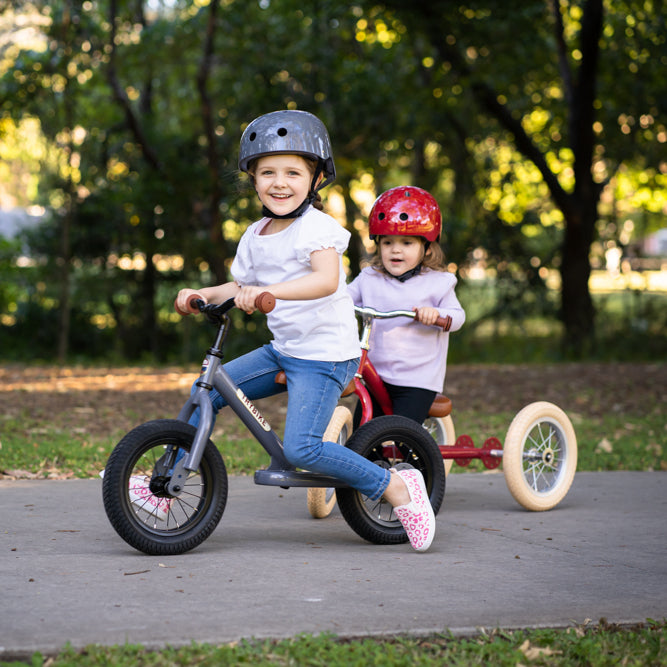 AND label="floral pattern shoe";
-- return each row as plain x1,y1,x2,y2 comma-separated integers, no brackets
393,468,436,552
128,476,172,521
99,470,171,521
